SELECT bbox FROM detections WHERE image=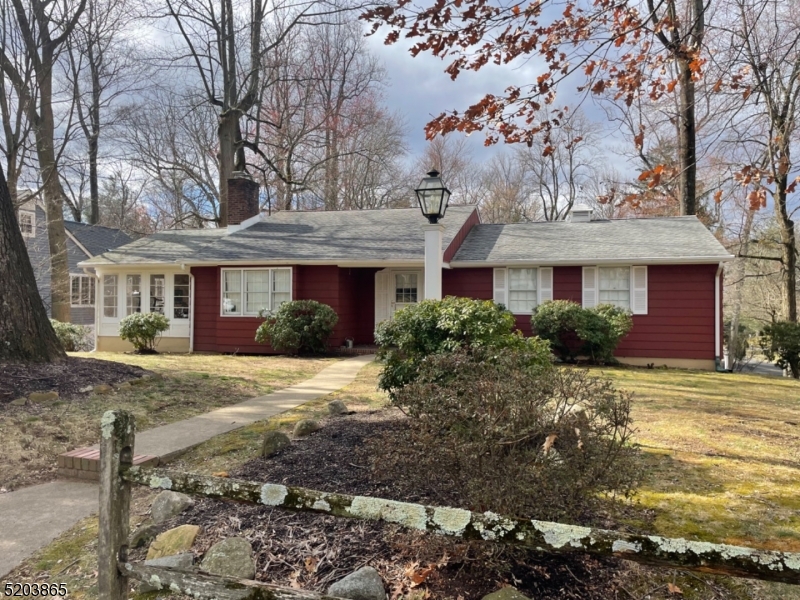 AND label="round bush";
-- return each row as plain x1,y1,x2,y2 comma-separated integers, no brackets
255,300,338,355
50,319,91,352
119,312,170,353
374,296,542,400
